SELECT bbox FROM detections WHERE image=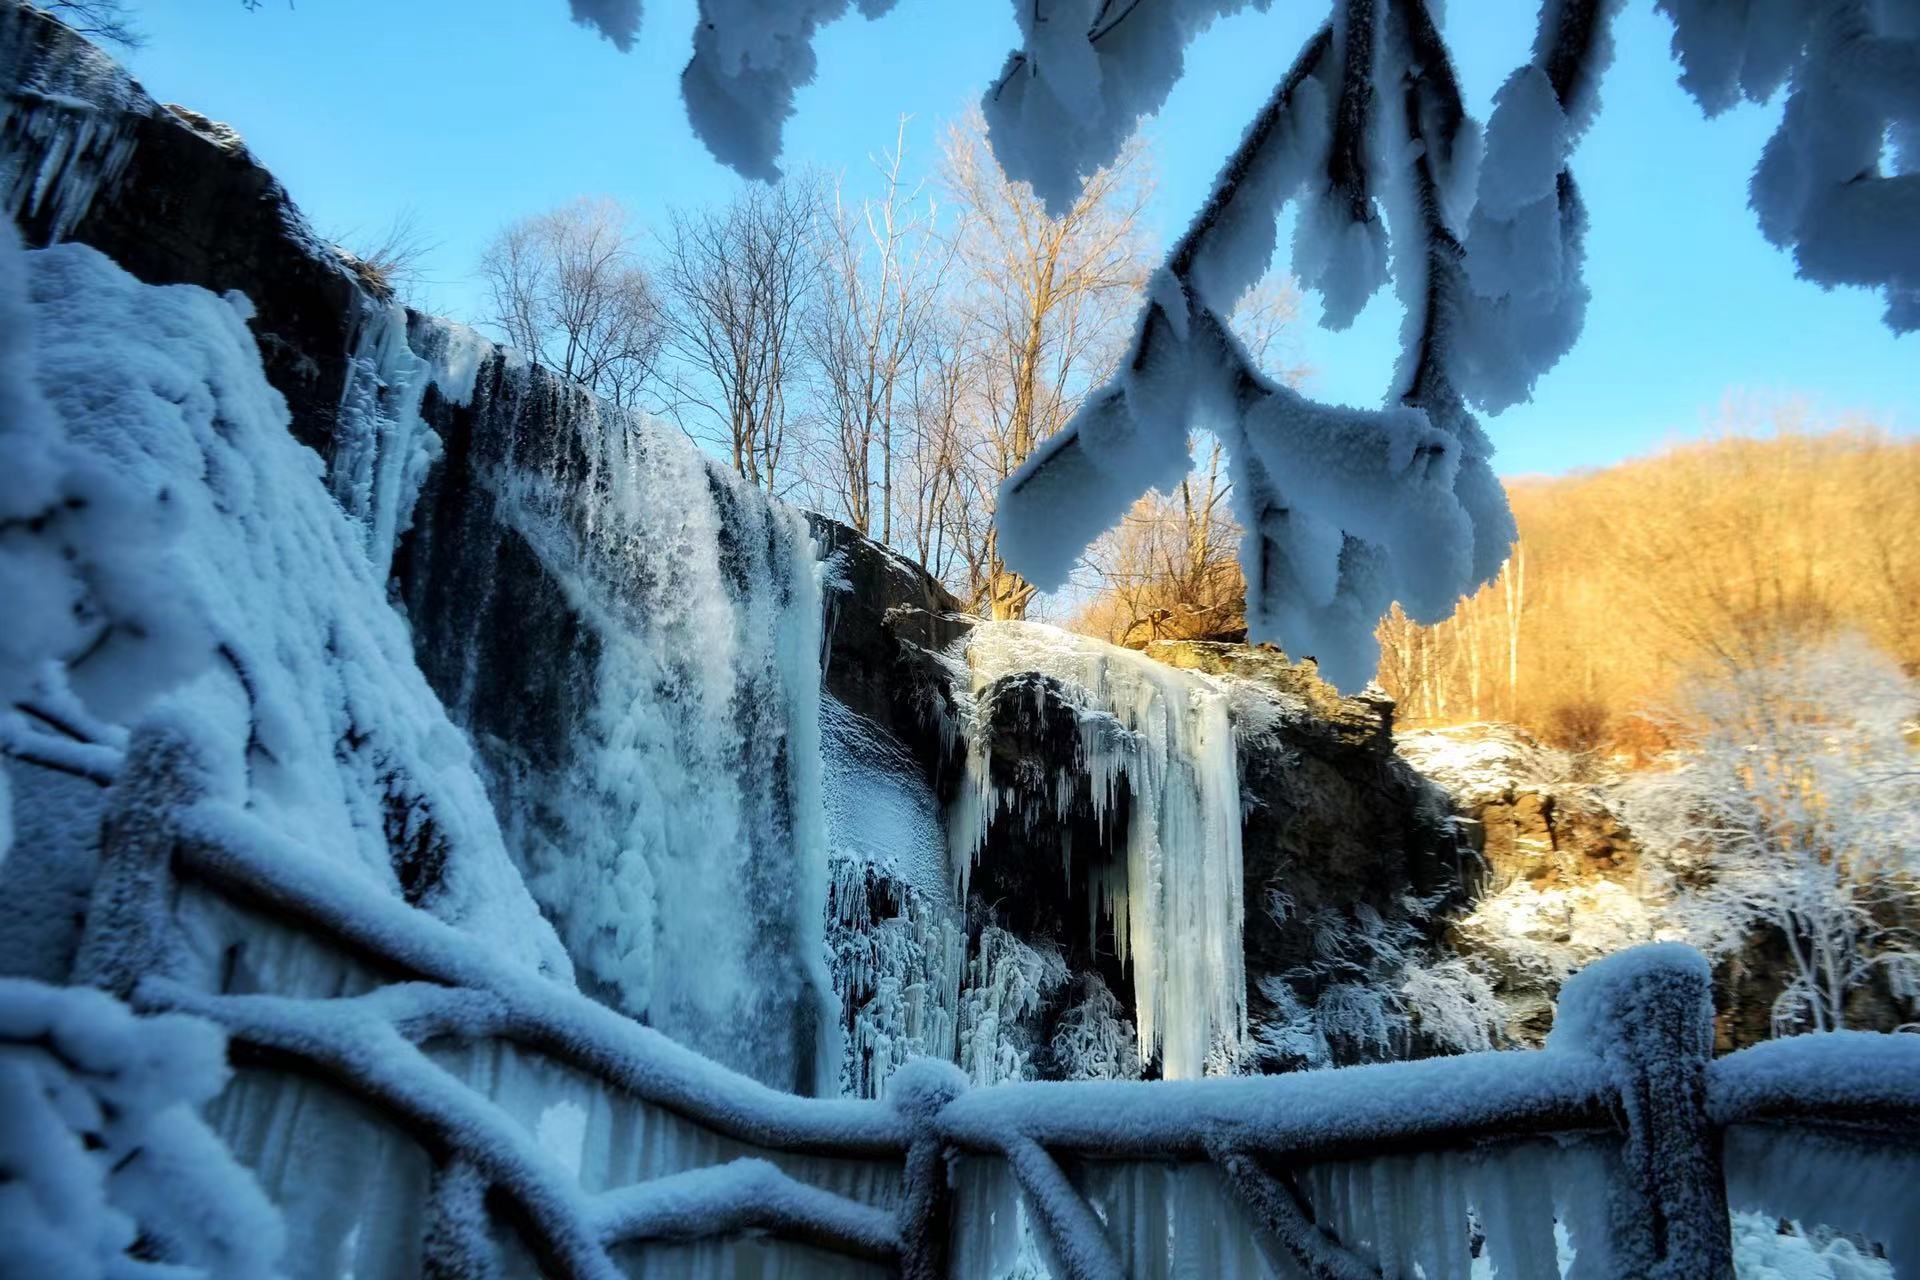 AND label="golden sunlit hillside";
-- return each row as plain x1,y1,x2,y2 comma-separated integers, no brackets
1375,423,1920,753
1069,418,1920,756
